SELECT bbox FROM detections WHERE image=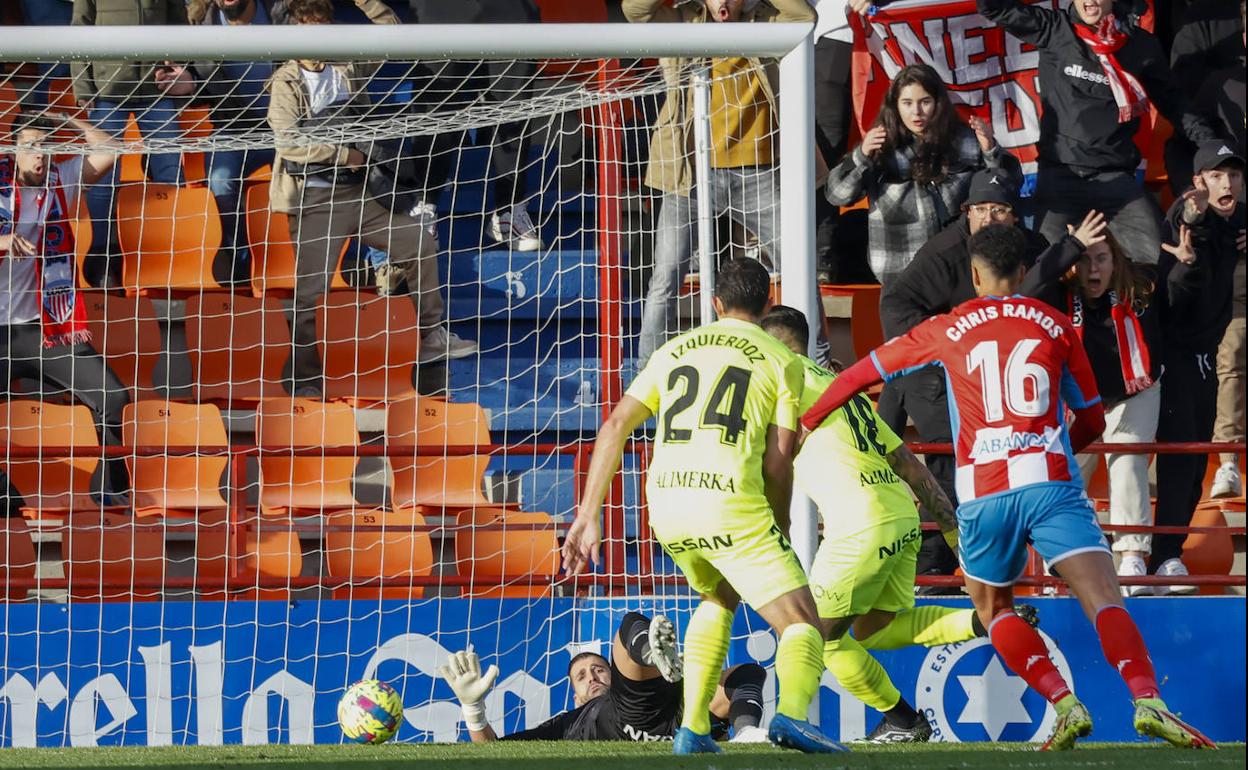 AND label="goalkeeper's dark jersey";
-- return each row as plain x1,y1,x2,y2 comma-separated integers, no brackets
502,659,726,742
